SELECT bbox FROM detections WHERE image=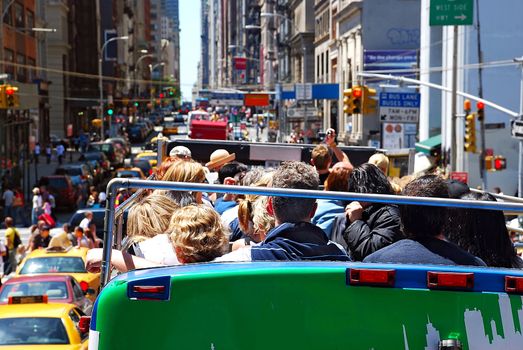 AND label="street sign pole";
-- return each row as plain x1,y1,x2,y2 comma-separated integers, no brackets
517,57,523,198
450,25,459,172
